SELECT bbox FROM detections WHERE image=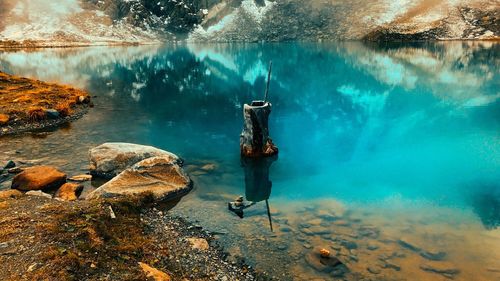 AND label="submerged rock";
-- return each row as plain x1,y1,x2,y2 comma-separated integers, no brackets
398,237,421,252
339,239,358,250
86,156,192,201
89,142,180,179
305,246,344,273
367,243,379,251
383,260,401,271
420,262,460,277
367,266,381,274
55,183,83,201
11,166,66,191
420,249,447,261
